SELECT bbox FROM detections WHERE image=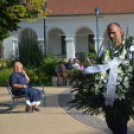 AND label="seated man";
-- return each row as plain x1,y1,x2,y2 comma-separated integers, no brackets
64,58,72,85
55,61,67,86
65,58,72,71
